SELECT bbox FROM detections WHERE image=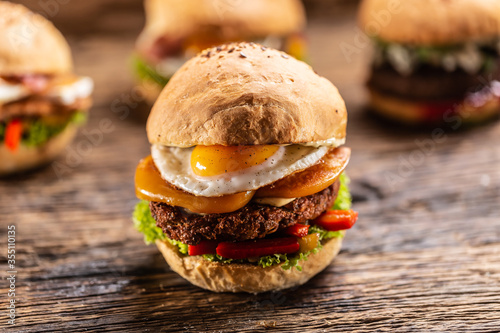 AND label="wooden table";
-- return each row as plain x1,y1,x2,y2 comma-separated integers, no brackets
2,3,500,332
